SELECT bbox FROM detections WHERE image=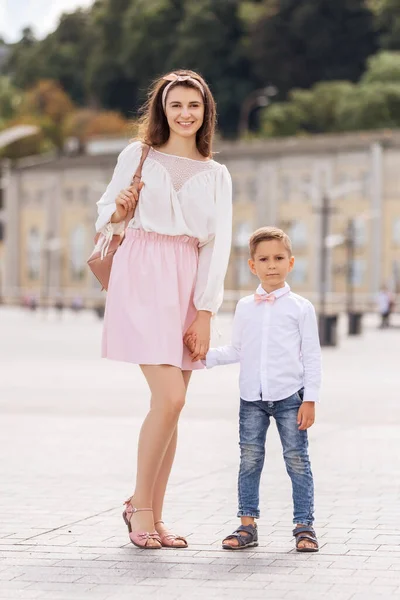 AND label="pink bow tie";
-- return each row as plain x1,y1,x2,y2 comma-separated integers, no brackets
254,293,276,304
